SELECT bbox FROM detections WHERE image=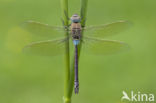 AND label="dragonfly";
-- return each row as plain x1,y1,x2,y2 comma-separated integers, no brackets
21,14,131,94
